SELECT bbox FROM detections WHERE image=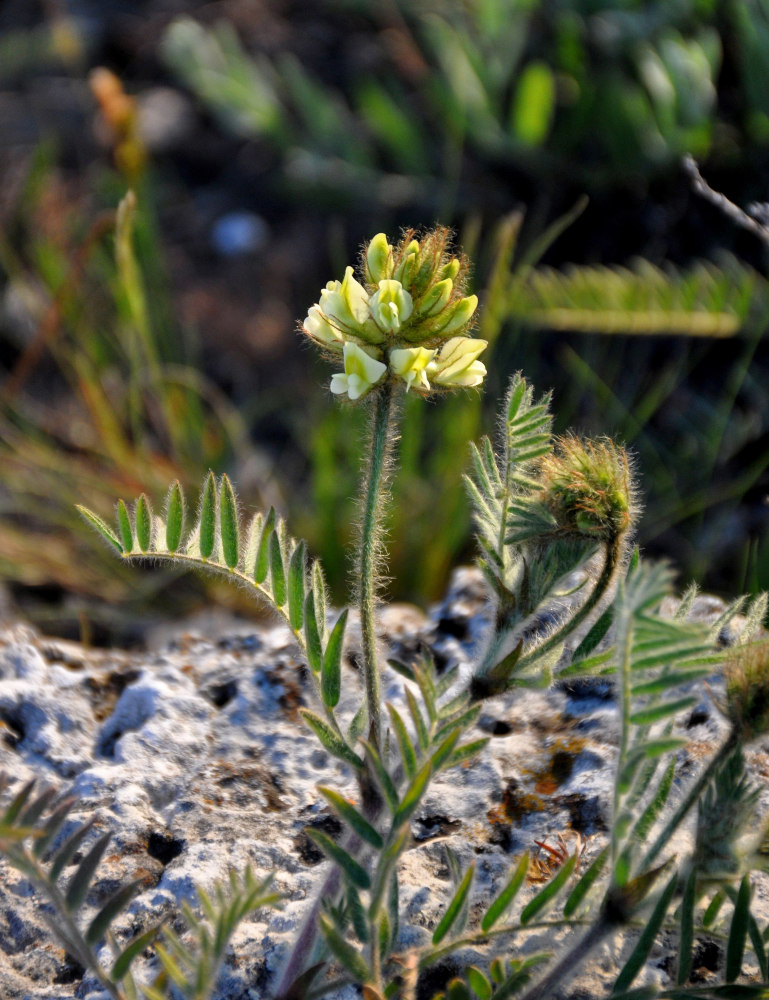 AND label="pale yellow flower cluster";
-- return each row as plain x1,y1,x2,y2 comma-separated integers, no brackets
301,231,488,401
